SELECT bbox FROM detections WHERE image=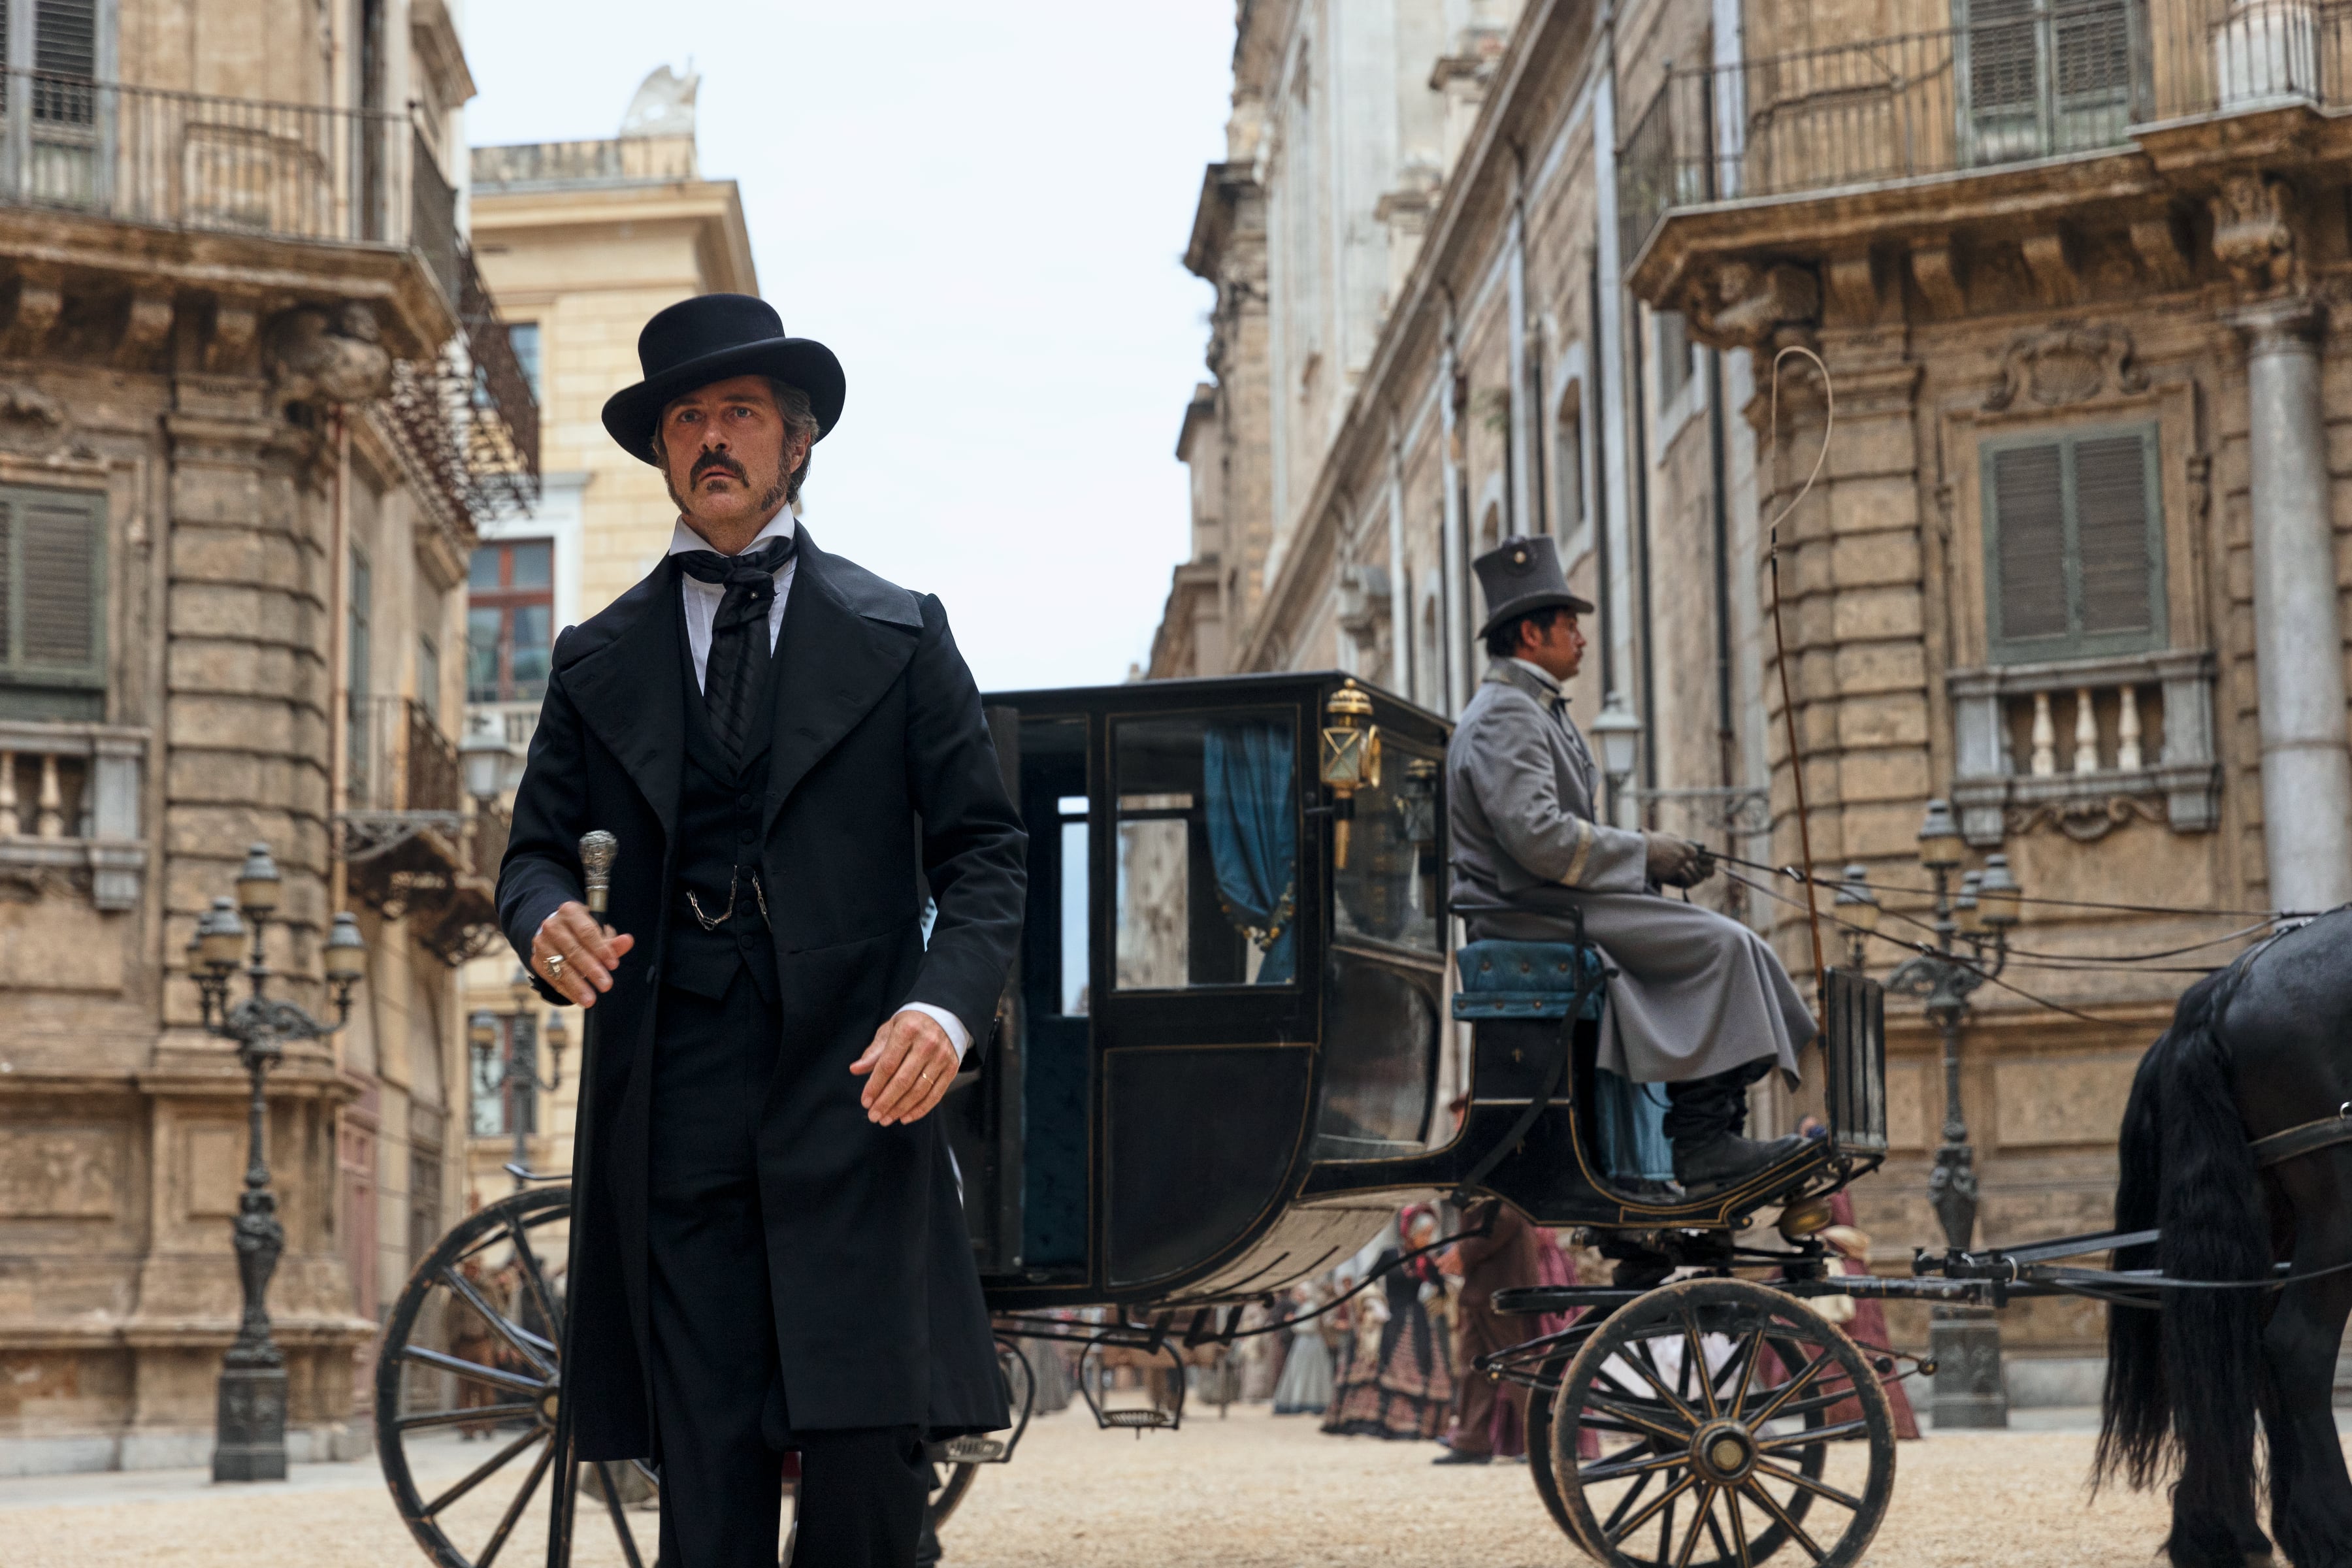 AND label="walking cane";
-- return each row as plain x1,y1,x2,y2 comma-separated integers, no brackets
547,829,617,1568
